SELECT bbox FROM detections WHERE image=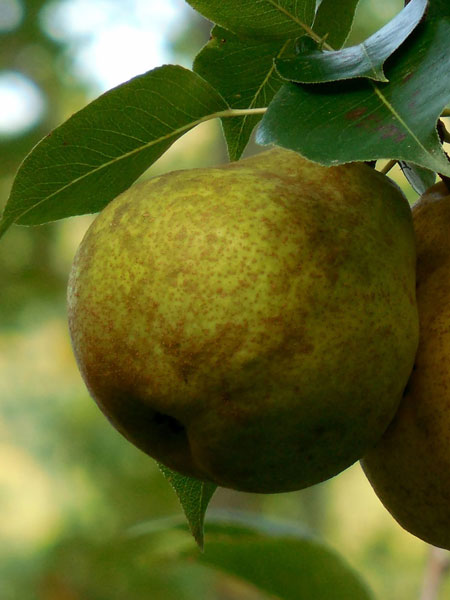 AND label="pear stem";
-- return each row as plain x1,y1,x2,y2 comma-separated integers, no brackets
420,546,450,600
380,159,397,175
217,108,268,119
